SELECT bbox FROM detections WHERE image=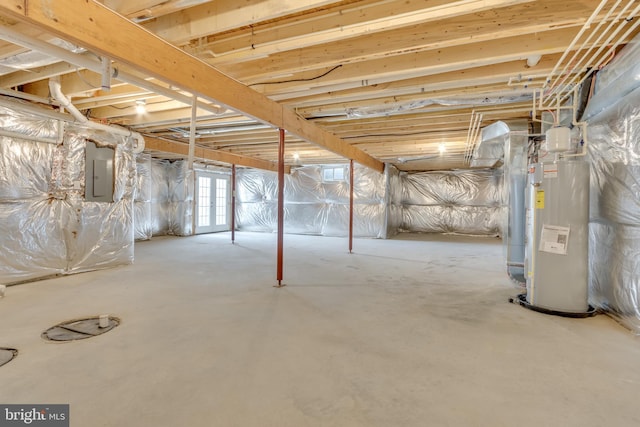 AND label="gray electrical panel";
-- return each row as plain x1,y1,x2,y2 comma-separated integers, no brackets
85,140,115,202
